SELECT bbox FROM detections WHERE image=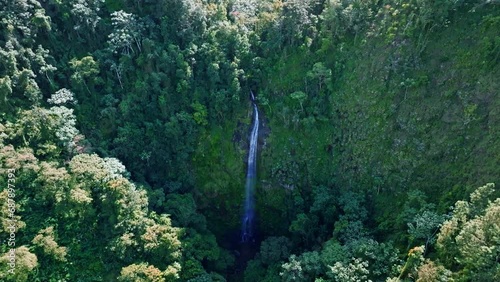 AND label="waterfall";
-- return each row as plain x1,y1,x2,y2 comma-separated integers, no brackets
241,91,259,243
